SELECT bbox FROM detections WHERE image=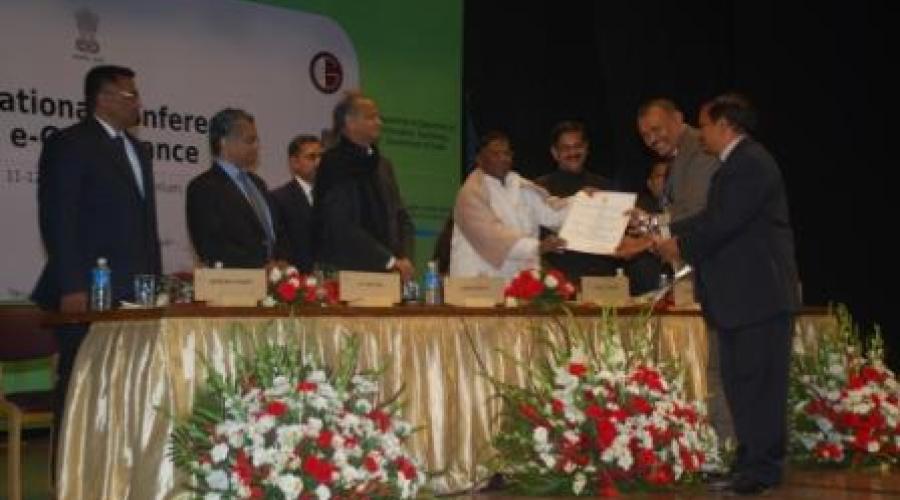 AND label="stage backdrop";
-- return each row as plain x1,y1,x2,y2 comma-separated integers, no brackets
0,0,462,302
